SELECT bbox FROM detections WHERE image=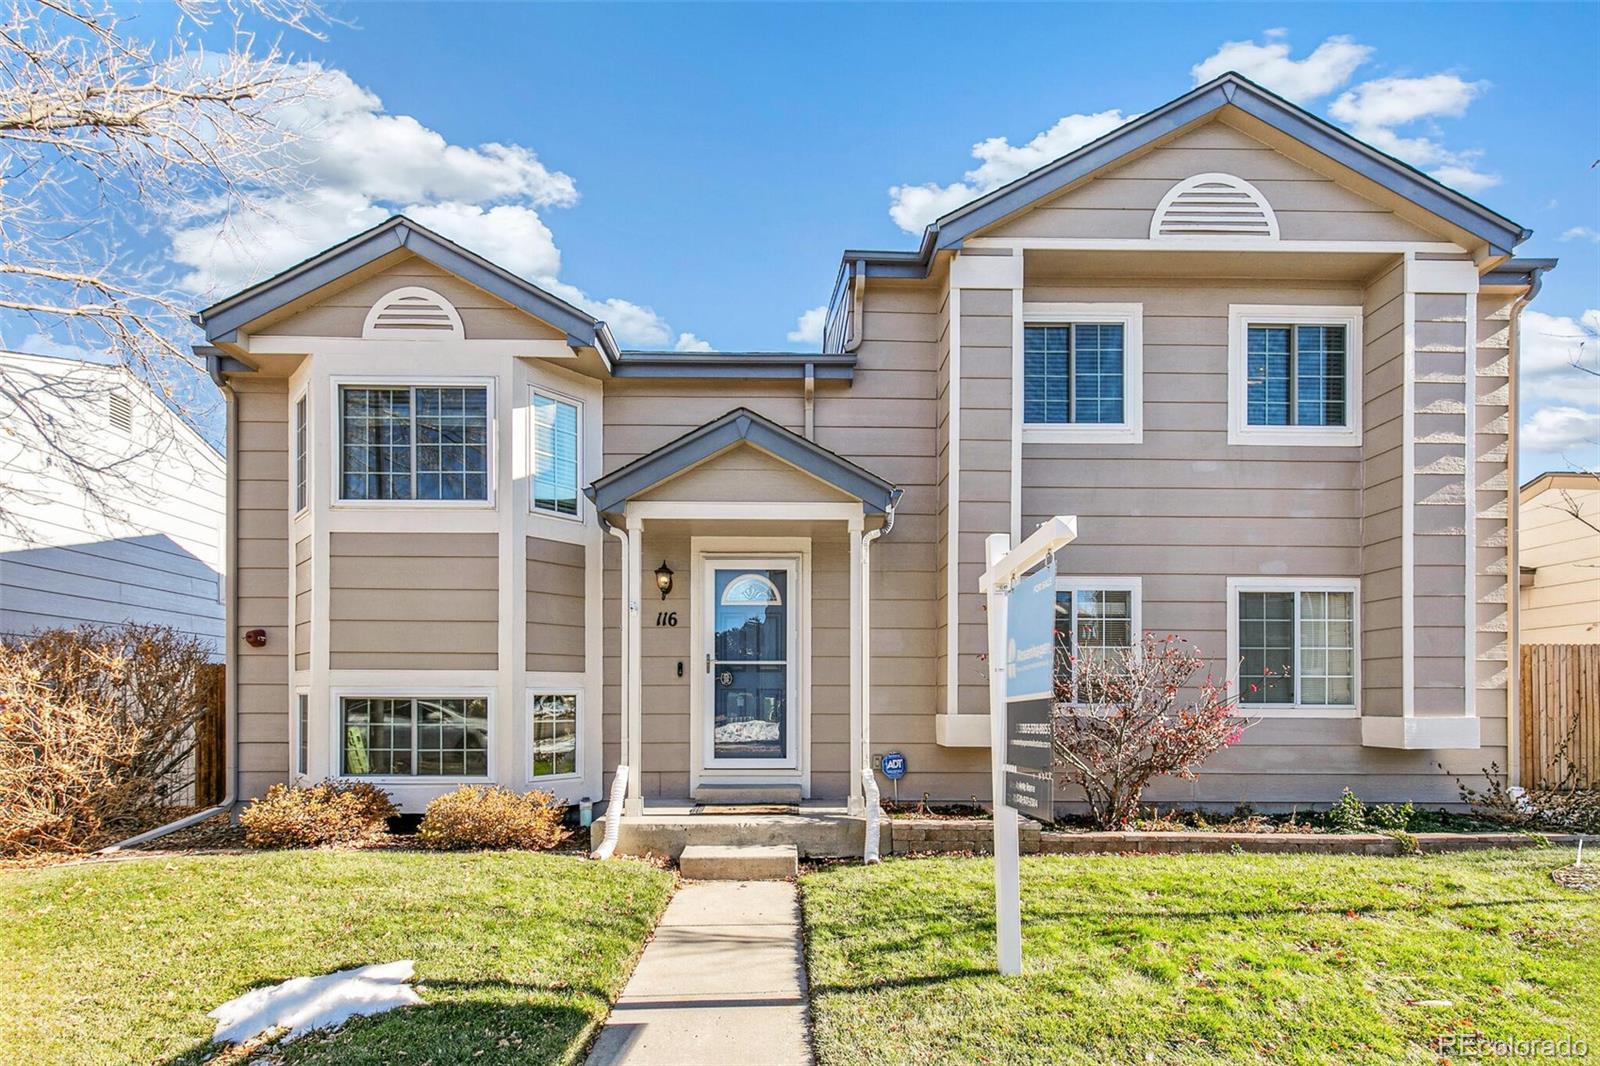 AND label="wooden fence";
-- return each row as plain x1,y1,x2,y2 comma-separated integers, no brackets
192,663,227,807
1520,644,1600,789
